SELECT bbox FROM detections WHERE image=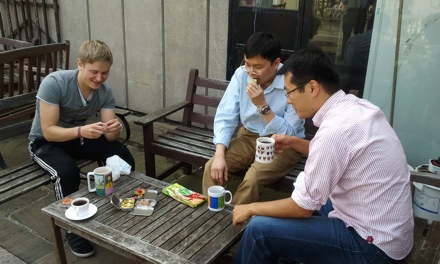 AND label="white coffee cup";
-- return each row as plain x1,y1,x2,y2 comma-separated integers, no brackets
208,186,233,211
71,197,90,217
255,137,275,163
